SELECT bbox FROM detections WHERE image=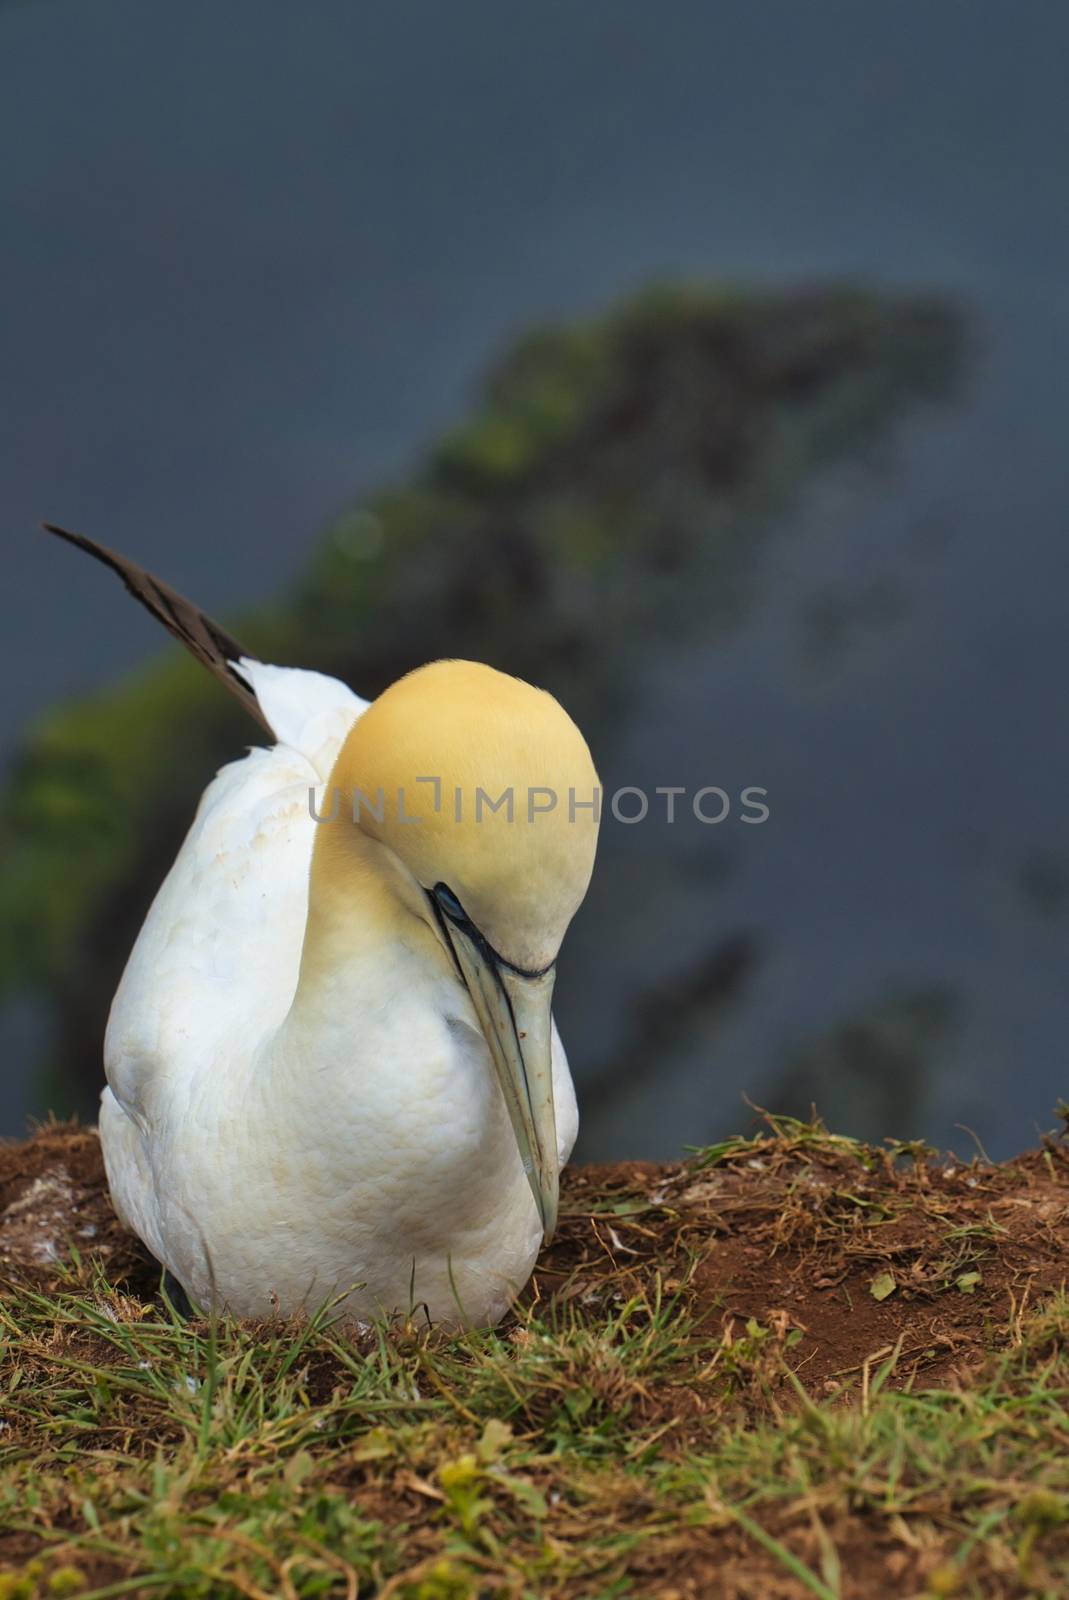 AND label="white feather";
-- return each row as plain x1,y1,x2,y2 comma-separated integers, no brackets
98,660,578,1325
